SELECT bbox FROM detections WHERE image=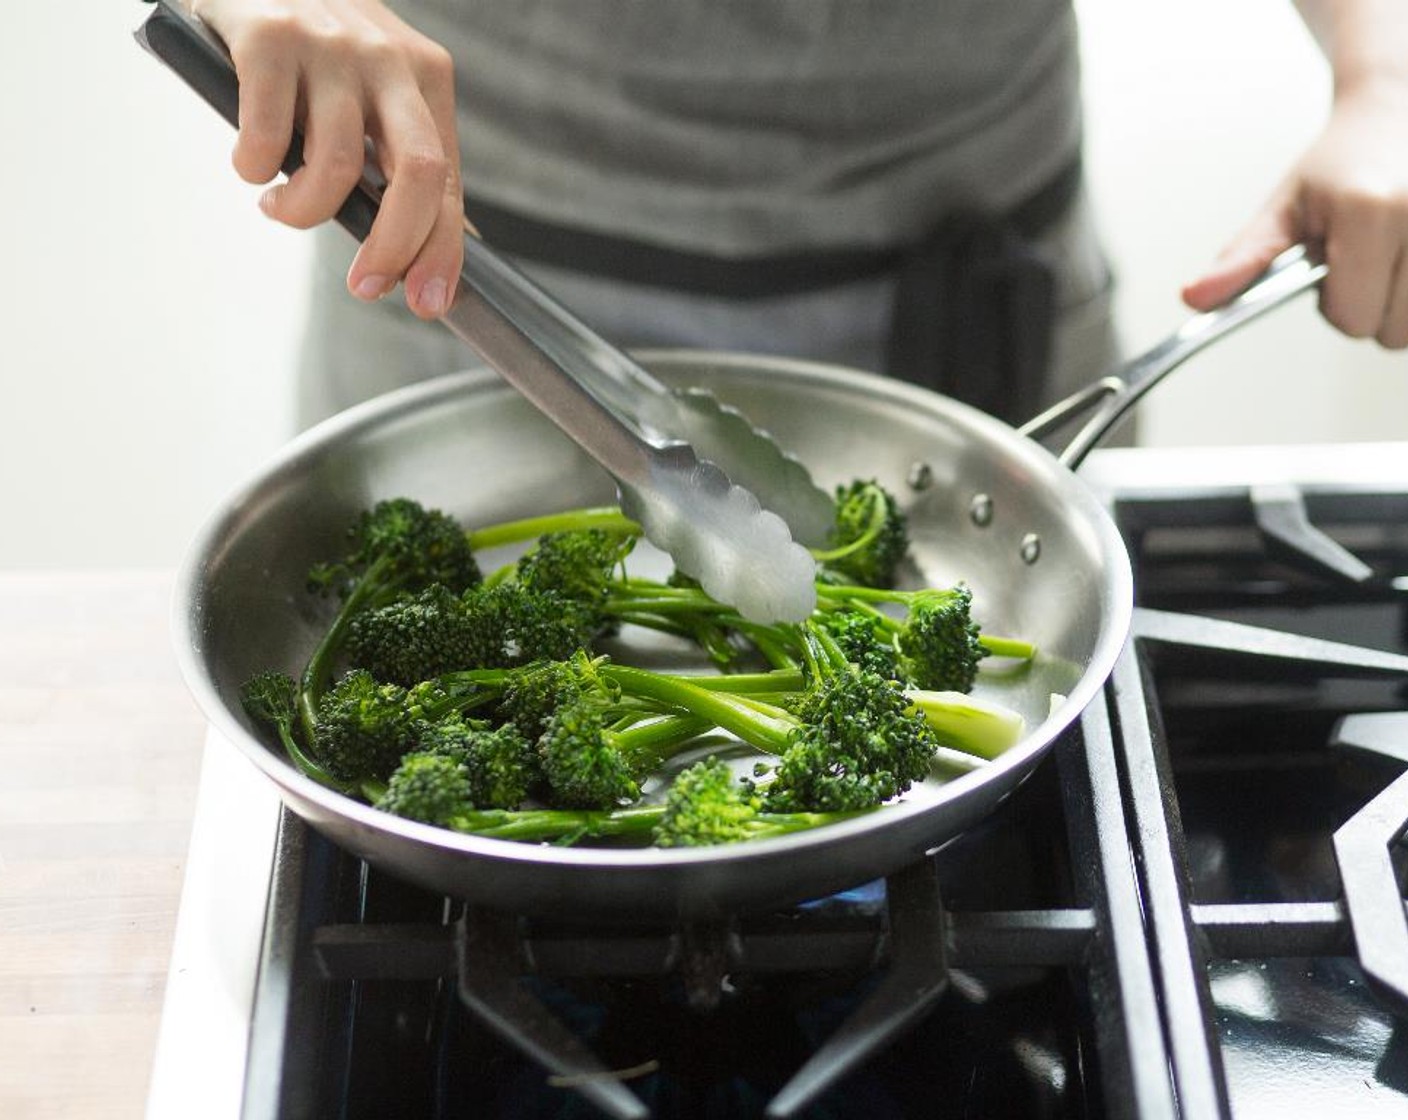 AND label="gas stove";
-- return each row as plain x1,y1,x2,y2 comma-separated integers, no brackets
146,442,1408,1120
